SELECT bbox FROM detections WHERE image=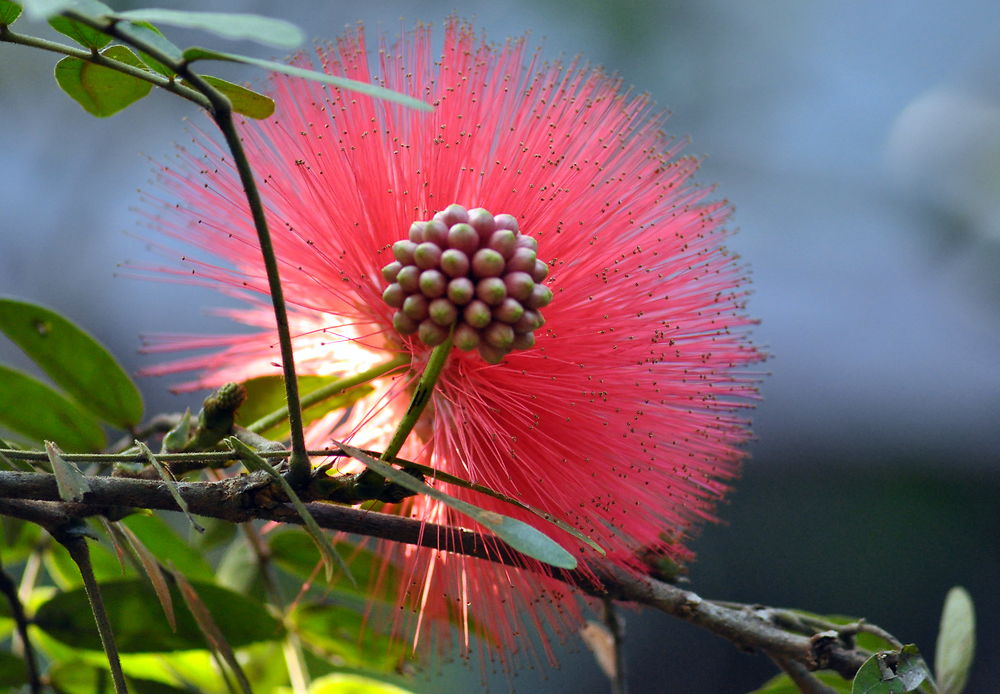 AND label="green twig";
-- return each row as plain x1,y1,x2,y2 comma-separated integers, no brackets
382,337,452,461
0,24,209,108
355,337,452,496
209,108,311,487
55,8,312,488
60,533,129,694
